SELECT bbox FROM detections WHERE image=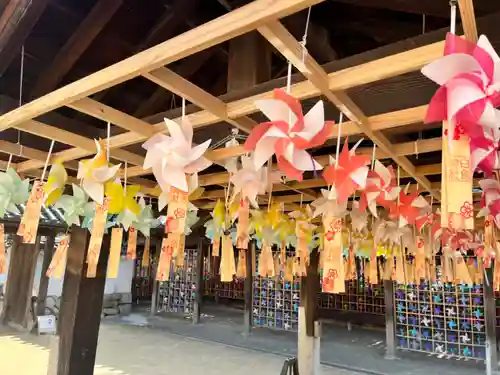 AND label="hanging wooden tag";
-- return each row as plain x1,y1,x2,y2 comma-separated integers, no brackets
441,246,454,282
322,216,345,293
107,227,123,279
368,245,378,285
441,121,474,230
394,249,406,284
0,224,6,275
156,235,177,281
220,235,235,282
212,237,220,257
142,236,150,268
415,237,426,281
175,238,185,269
345,243,356,280
236,198,249,249
236,250,247,278
280,241,286,266
17,181,44,244
284,257,293,282
86,198,109,278
382,257,393,280
258,242,272,277
126,227,138,260
251,243,256,275
46,235,70,279
454,251,473,285
165,188,188,234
